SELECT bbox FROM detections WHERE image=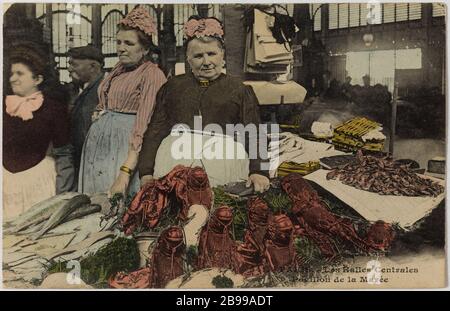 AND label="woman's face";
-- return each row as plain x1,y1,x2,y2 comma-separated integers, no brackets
116,30,148,67
9,63,43,97
187,38,224,81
